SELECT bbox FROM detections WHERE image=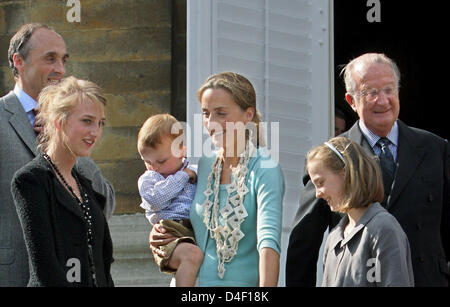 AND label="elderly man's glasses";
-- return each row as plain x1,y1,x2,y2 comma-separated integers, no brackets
357,85,398,103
